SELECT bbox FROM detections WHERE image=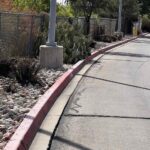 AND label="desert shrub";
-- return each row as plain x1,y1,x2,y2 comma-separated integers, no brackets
111,35,118,42
114,32,123,41
13,58,40,85
142,15,150,32
56,22,92,64
0,60,12,77
98,35,113,43
0,58,40,85
96,32,123,43
0,59,16,77
32,31,47,57
89,41,97,48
